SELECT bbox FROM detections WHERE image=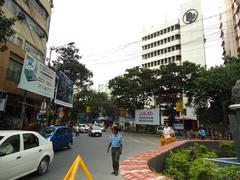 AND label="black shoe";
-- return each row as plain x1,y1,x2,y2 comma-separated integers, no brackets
115,171,118,176
111,172,115,175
